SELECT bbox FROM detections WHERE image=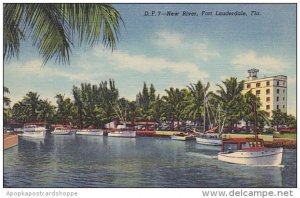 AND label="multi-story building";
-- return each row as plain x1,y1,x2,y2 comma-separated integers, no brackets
242,69,287,118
